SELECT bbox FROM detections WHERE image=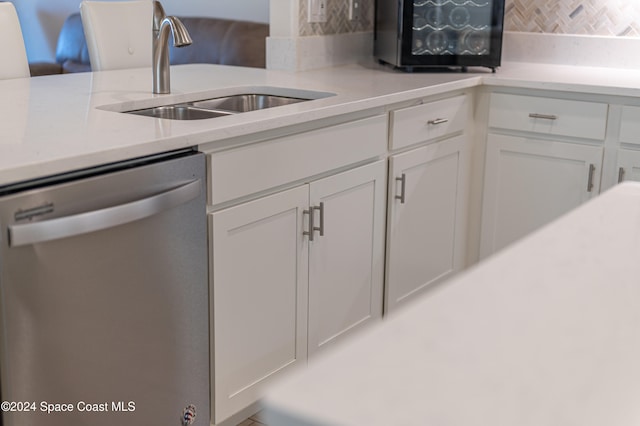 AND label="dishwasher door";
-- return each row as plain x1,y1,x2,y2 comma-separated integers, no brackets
0,150,209,426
